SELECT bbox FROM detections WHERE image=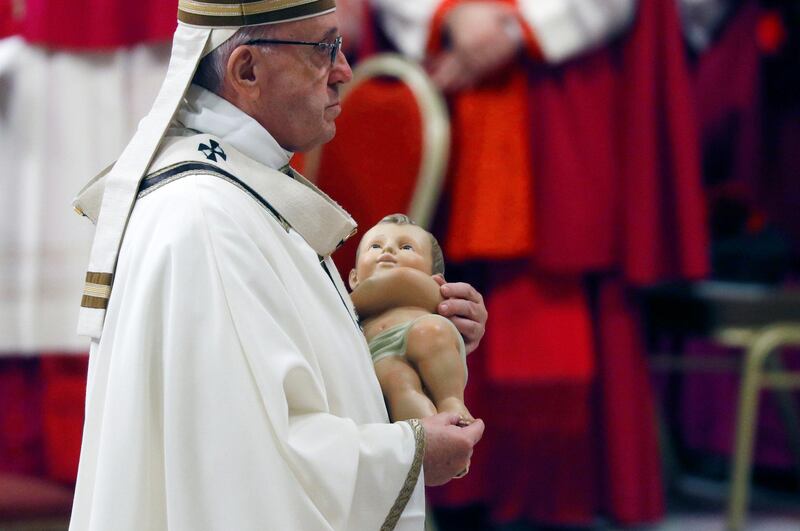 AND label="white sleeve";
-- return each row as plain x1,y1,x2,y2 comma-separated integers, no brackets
518,0,637,63
369,0,440,60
